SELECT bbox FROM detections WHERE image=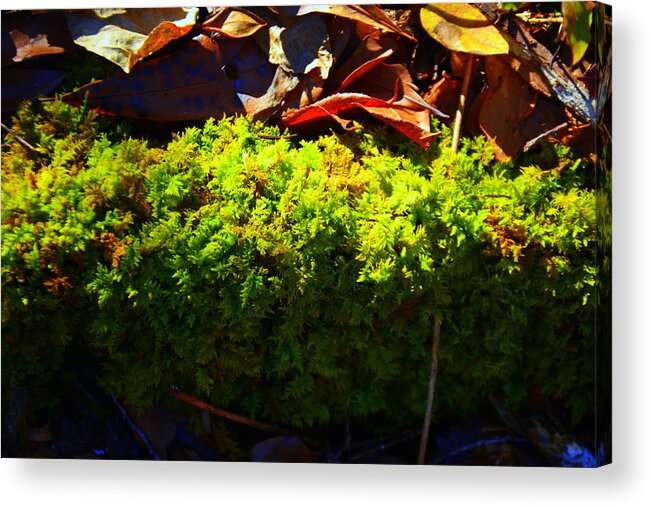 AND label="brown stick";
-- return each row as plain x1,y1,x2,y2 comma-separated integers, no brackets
170,386,291,435
170,387,327,452
418,318,442,465
1,122,36,153
523,122,569,152
451,56,474,153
